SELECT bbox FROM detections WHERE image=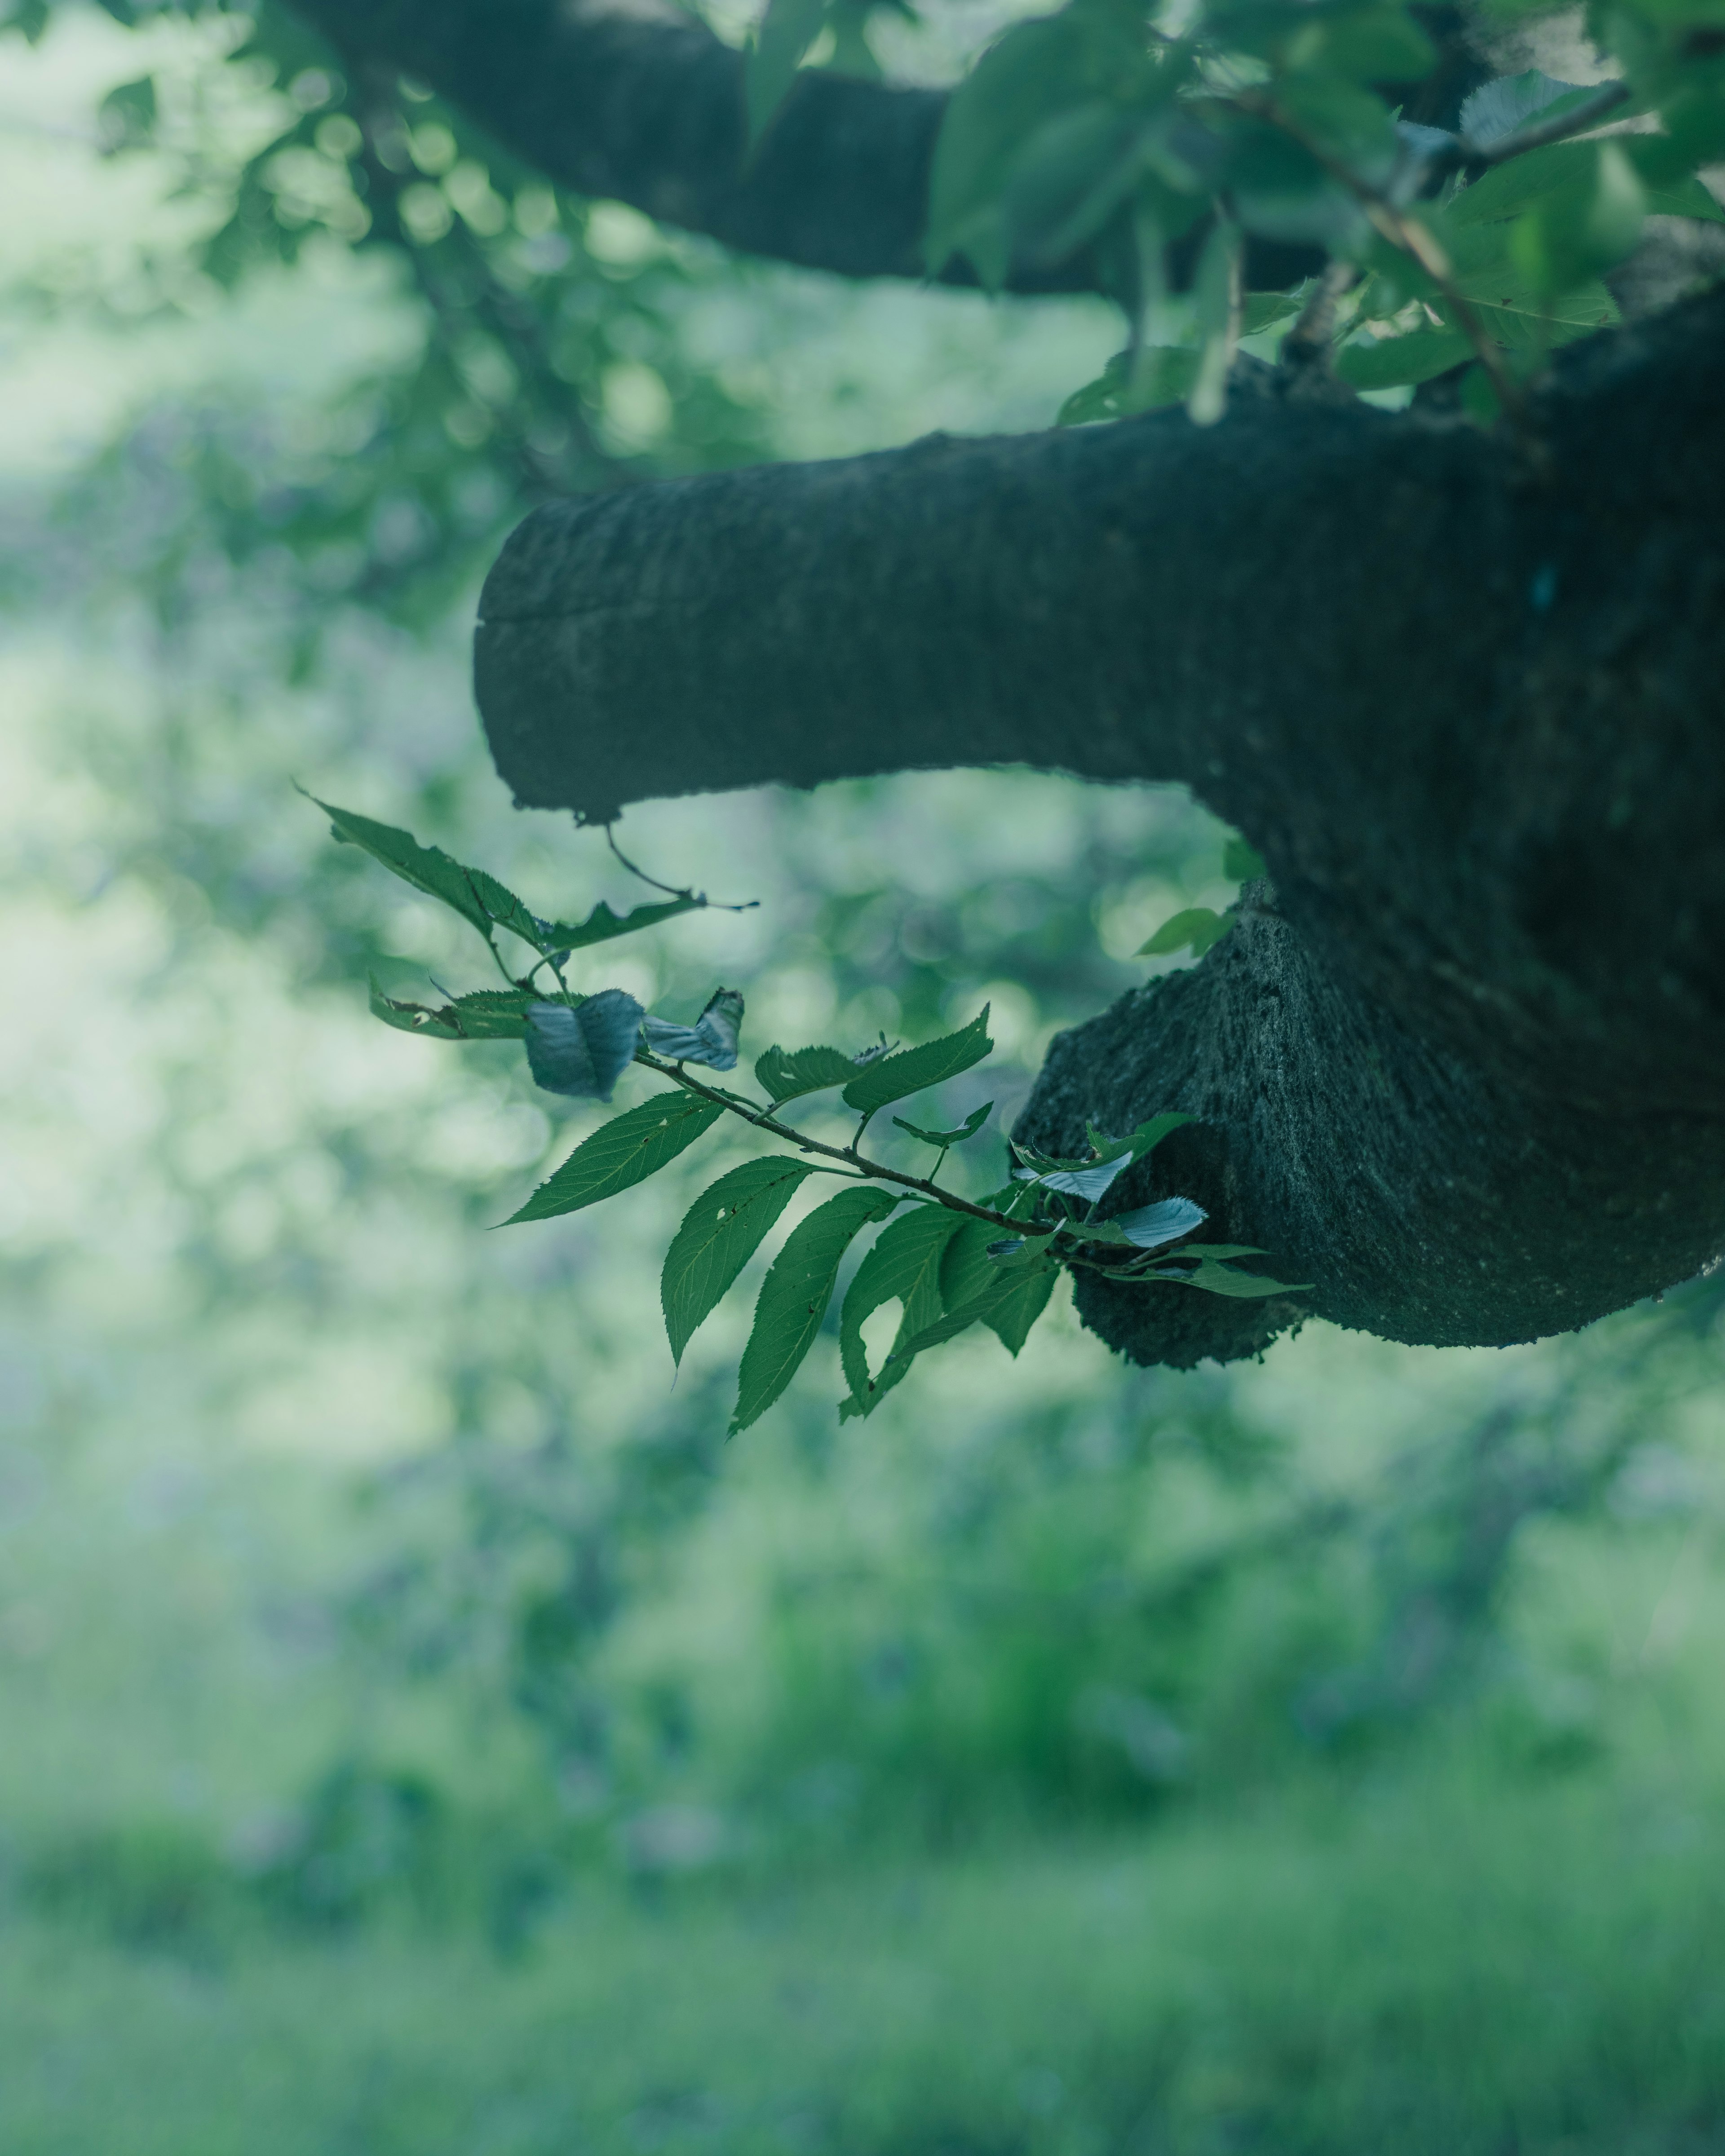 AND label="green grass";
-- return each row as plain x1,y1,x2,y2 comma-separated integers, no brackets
5,1749,1724,2156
